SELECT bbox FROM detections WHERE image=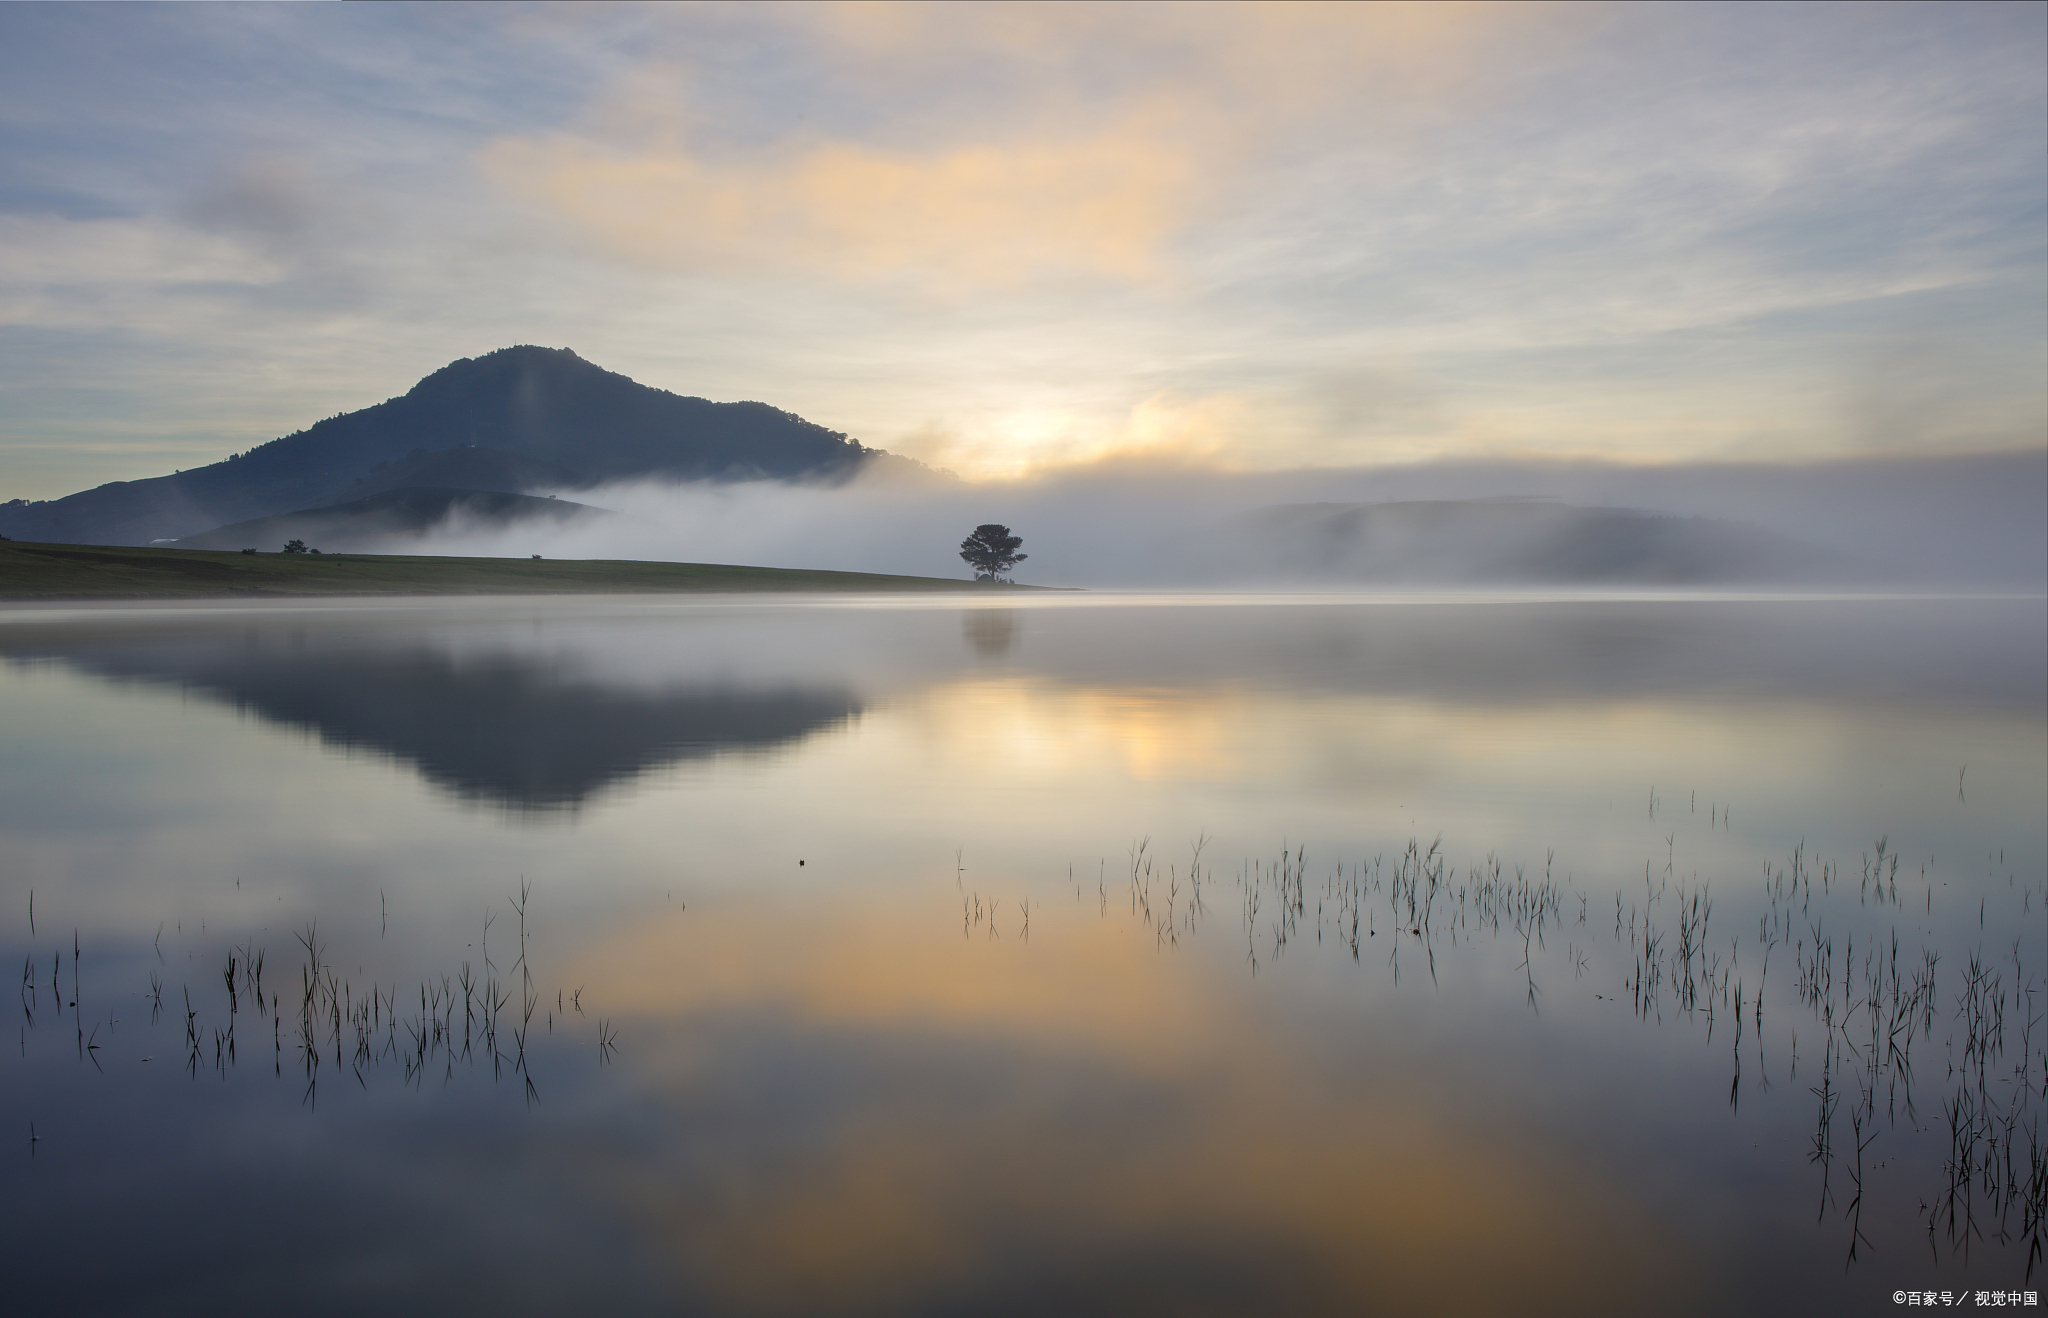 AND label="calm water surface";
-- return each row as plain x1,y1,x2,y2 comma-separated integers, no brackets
2,593,2042,1316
